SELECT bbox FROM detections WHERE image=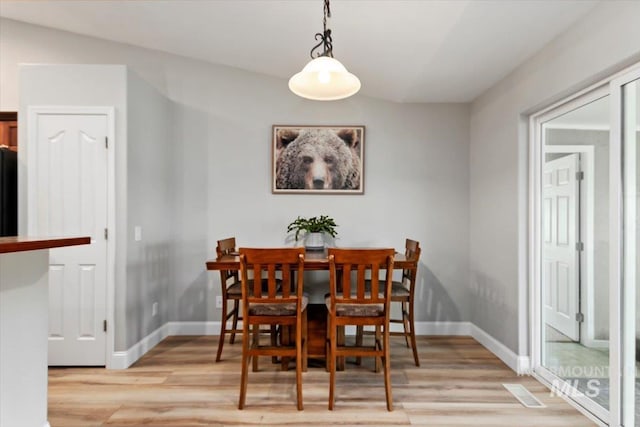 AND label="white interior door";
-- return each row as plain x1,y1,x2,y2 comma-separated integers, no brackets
31,112,108,366
543,153,581,341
